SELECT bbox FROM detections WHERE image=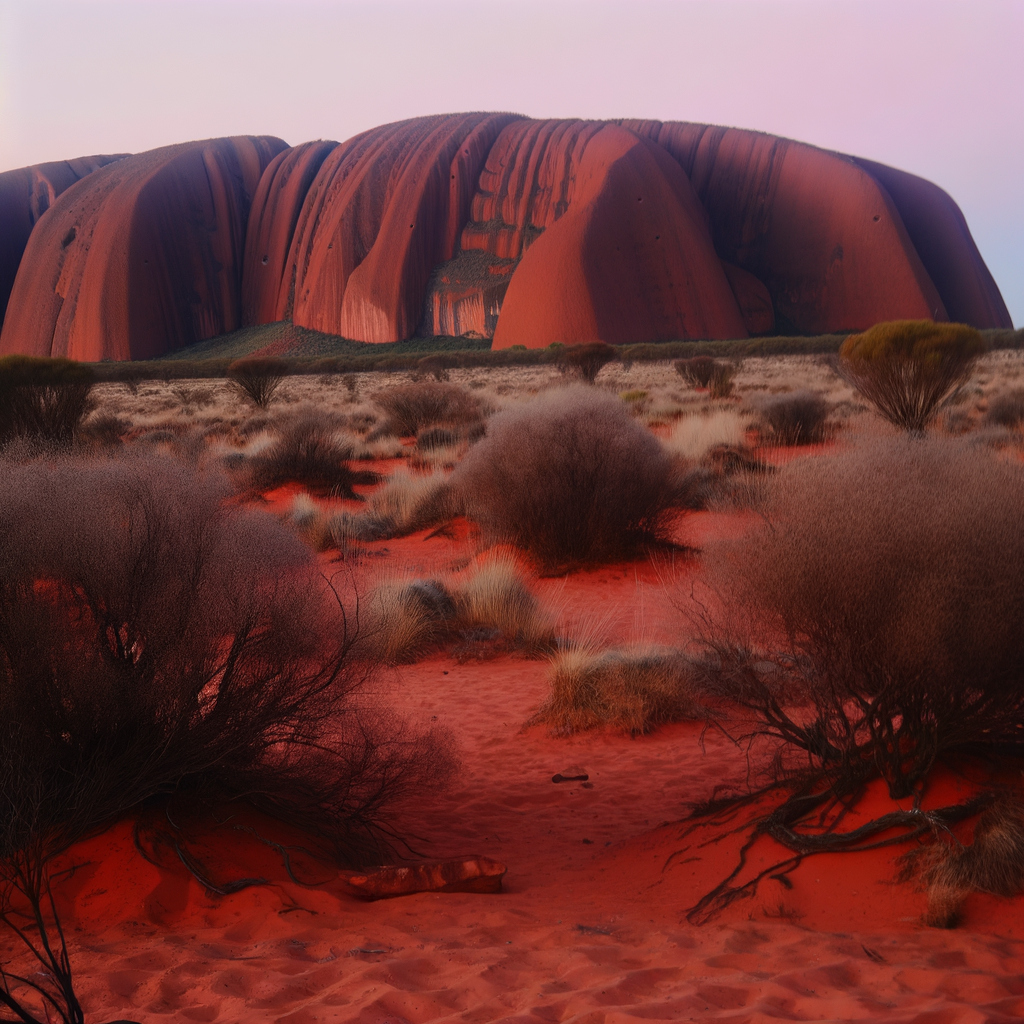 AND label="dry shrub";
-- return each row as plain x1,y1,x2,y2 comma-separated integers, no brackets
662,409,749,462
558,342,616,383
242,408,376,496
674,356,718,388
708,362,737,399
985,389,1024,428
756,390,831,445
452,387,677,570
0,449,450,860
0,356,95,446
838,320,985,432
227,356,289,408
535,645,708,735
371,382,481,437
685,438,1024,921
702,438,1024,798
0,449,452,1017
